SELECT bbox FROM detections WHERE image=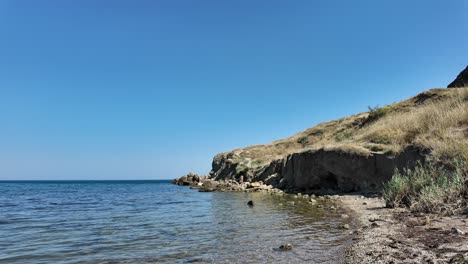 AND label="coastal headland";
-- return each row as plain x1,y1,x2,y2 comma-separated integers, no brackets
173,67,468,263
